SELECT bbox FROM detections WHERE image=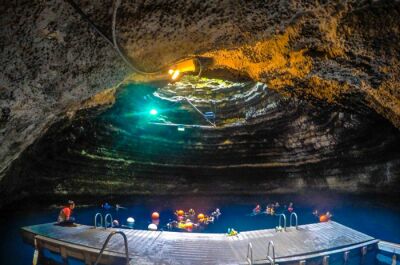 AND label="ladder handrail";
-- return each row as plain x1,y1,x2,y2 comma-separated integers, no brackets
94,213,103,228
94,231,129,265
246,242,253,264
267,240,276,265
104,213,113,229
278,213,287,231
290,212,298,229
